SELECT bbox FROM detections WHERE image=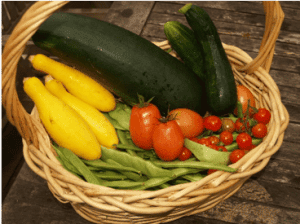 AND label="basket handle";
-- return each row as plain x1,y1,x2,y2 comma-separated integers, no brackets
238,1,284,74
2,1,69,147
1,1,284,146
